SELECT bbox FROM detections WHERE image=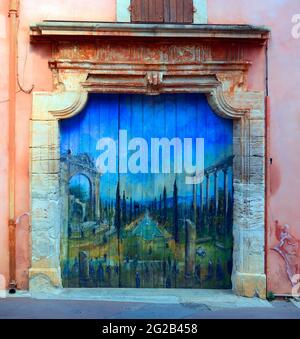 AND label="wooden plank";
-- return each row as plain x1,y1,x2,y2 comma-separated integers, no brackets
148,0,155,22
149,0,164,23
131,0,142,22
176,0,184,23
169,0,177,23
141,0,149,22
149,0,163,23
163,0,170,22
156,0,164,22
183,0,194,23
